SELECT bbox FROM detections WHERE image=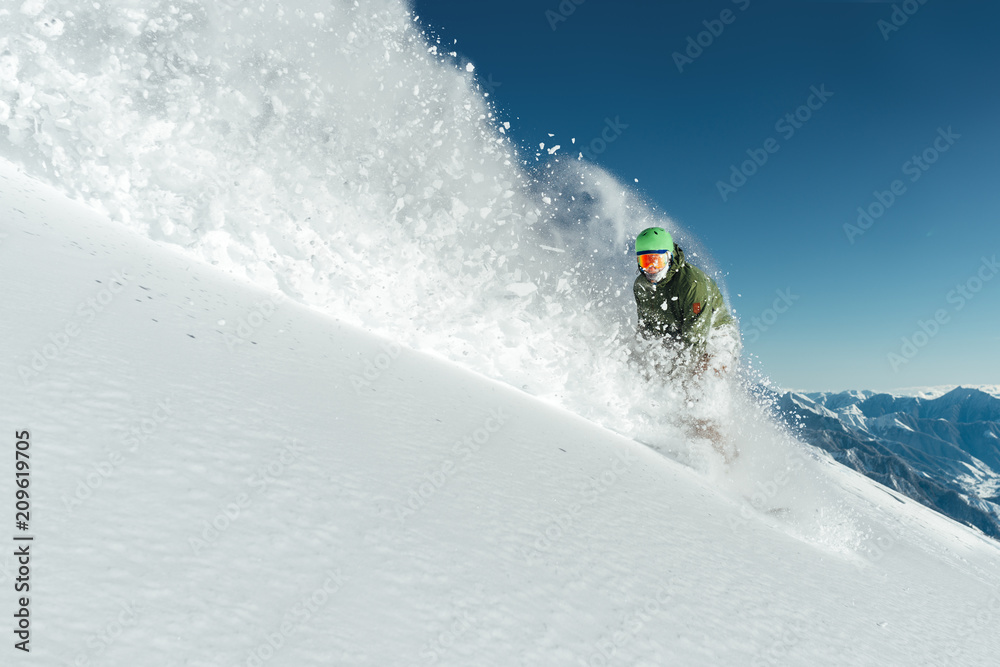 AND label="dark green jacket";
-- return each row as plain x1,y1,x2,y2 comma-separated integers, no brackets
633,245,733,353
